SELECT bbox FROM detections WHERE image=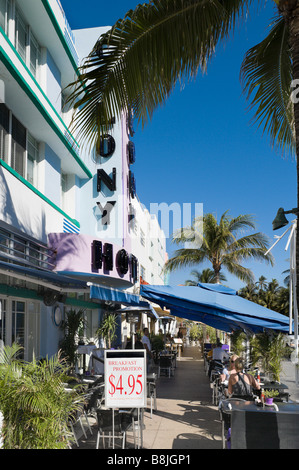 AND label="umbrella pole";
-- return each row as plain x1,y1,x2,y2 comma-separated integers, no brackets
292,224,299,385
132,323,135,350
